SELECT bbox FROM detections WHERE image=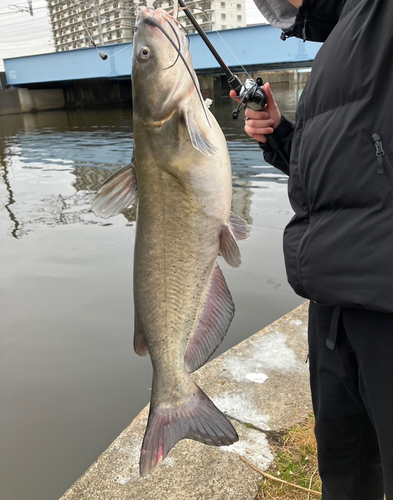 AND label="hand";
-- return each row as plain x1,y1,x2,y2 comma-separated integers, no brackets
230,82,281,144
